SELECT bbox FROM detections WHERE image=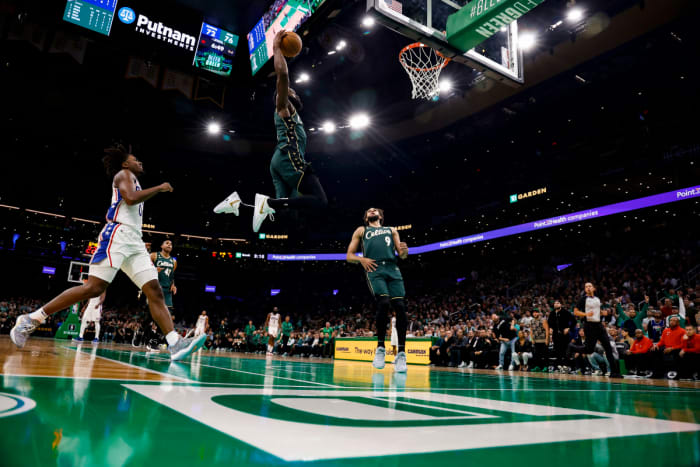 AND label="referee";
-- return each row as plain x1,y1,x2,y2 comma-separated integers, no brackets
573,282,622,378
